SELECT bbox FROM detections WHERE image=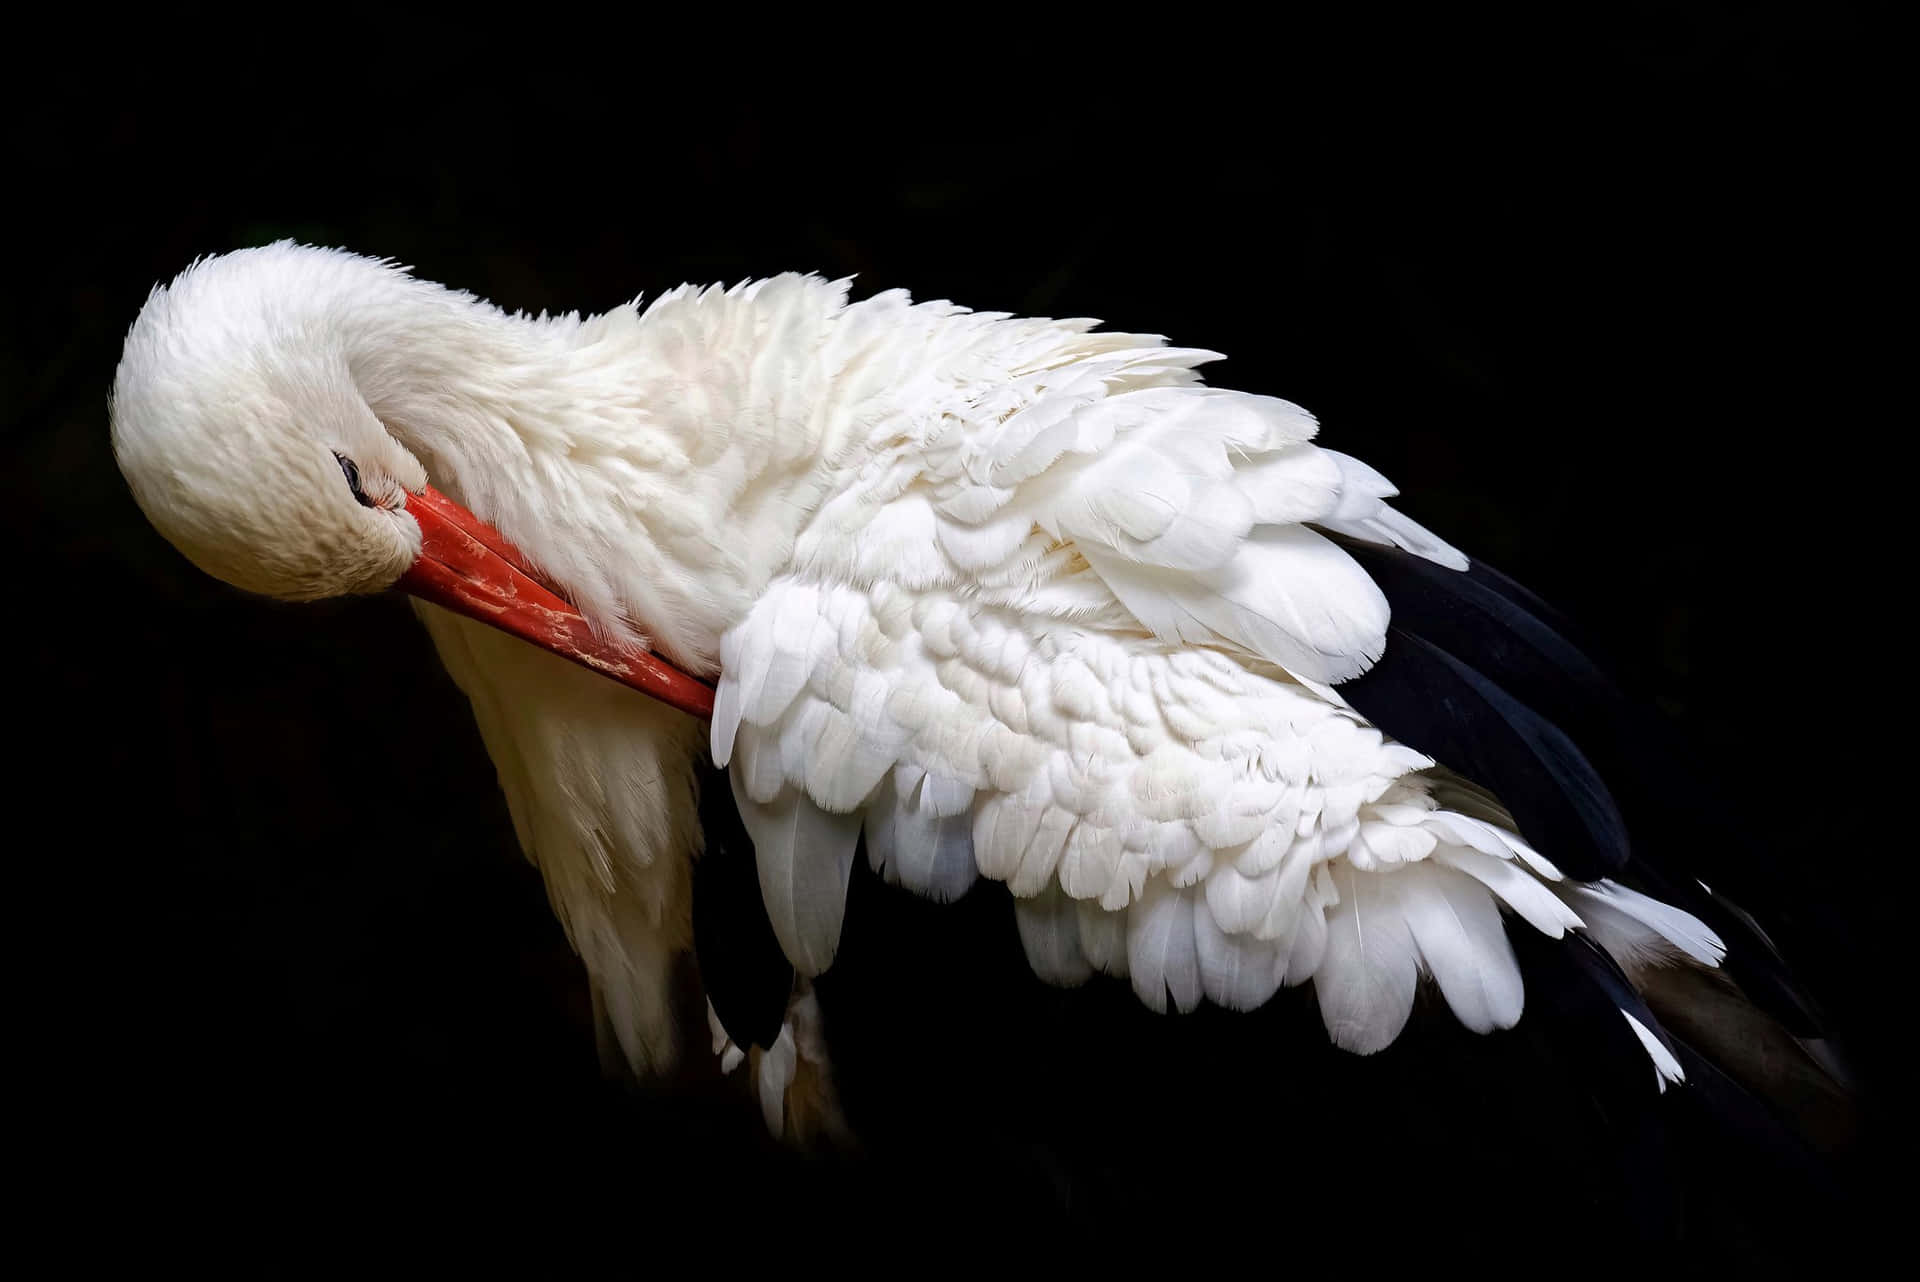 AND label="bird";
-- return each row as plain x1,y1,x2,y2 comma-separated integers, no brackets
111,242,1853,1258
